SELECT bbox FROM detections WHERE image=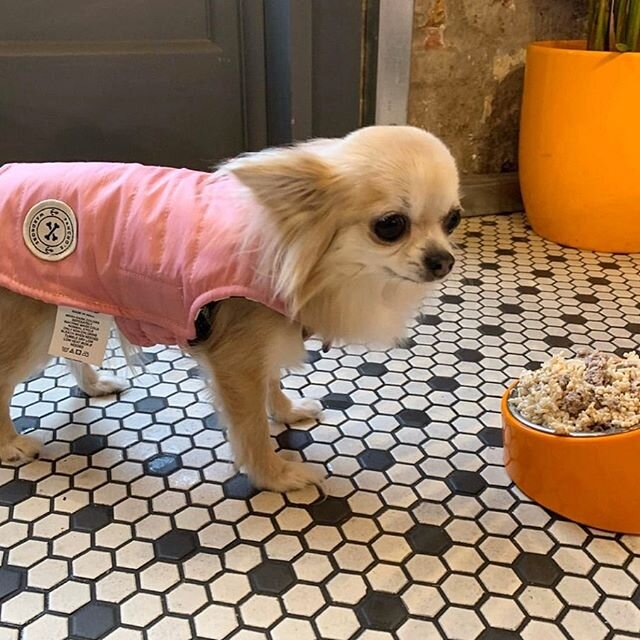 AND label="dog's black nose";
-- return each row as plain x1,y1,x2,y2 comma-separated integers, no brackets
424,251,455,279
